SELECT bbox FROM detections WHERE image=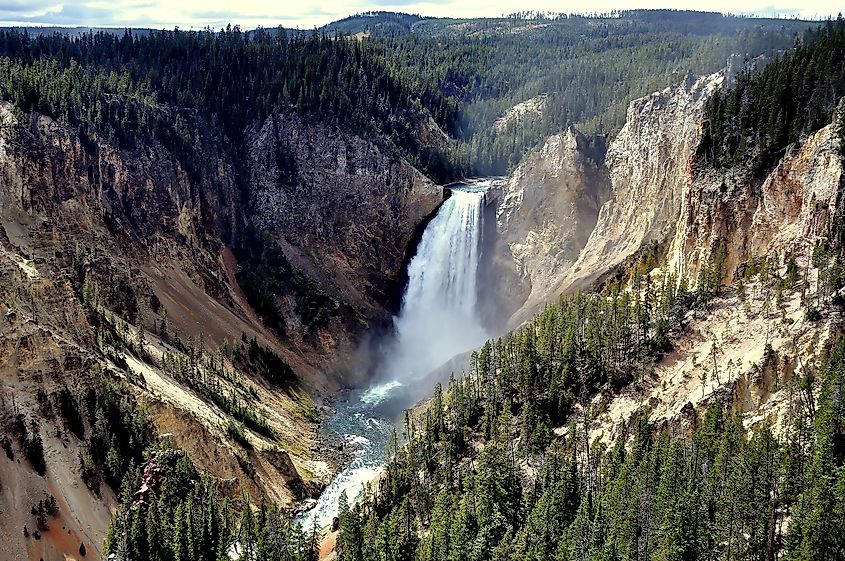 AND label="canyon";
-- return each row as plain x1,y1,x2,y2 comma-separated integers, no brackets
0,47,843,561
0,103,444,559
